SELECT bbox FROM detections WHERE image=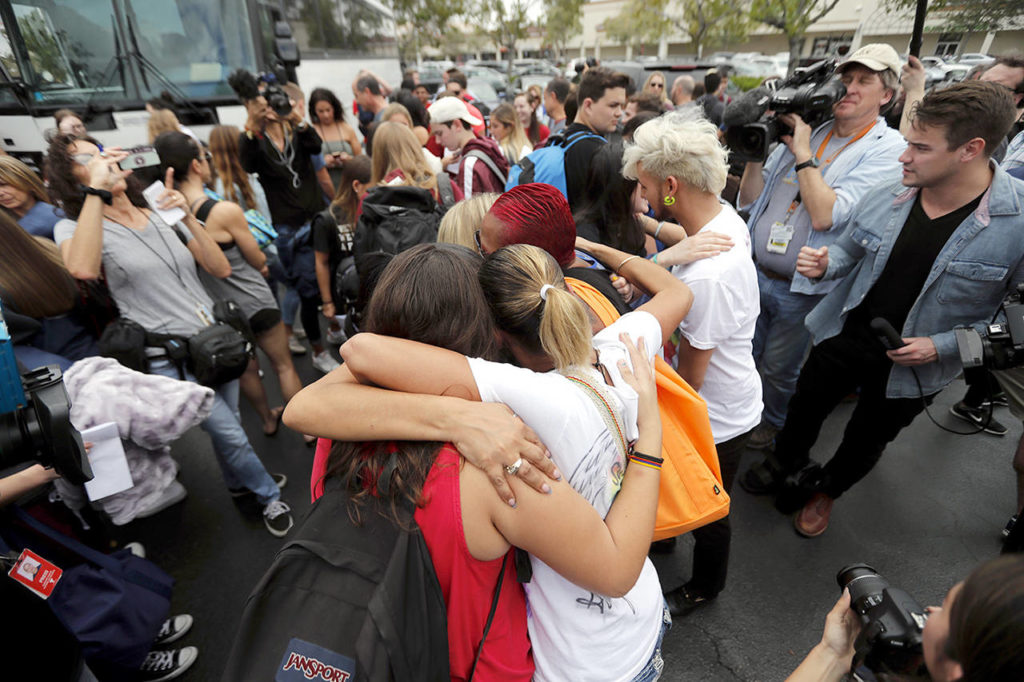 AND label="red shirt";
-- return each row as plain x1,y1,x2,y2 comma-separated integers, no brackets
310,443,534,681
